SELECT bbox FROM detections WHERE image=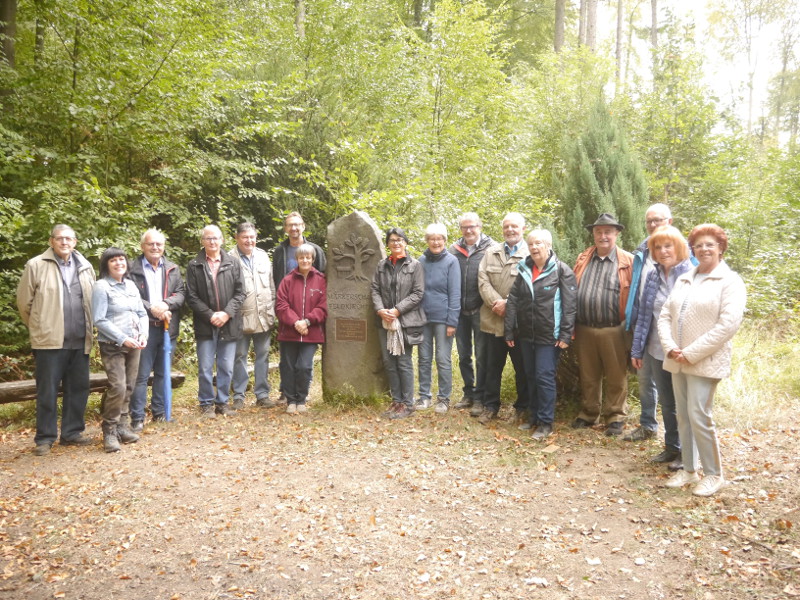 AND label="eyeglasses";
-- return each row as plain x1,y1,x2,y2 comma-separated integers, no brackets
51,236,75,242
143,242,164,248
646,217,668,226
693,242,718,250
388,238,405,245
460,225,478,231
203,236,221,242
